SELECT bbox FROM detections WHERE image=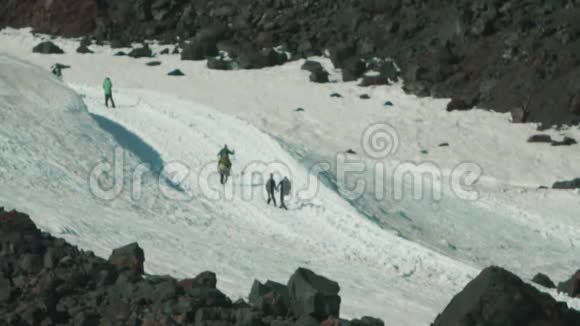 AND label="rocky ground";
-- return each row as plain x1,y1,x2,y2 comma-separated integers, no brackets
3,0,580,126
0,207,383,326
1,207,580,325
